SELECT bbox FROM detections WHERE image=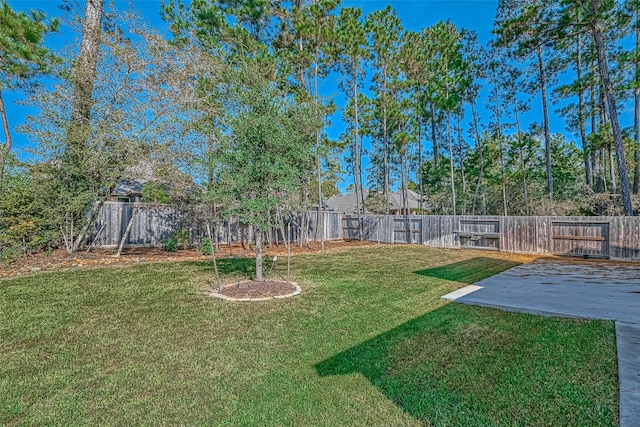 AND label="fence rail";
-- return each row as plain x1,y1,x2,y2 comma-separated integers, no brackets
90,203,640,261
